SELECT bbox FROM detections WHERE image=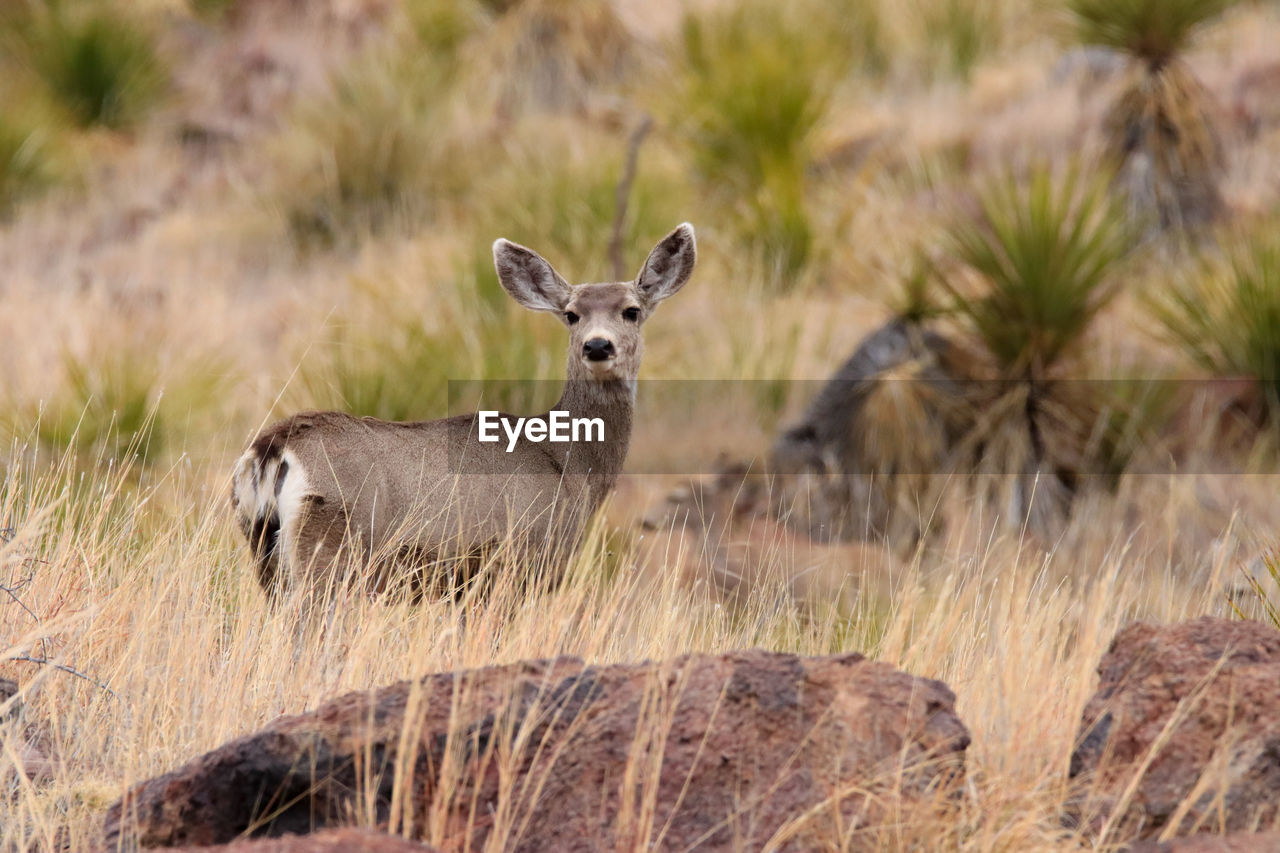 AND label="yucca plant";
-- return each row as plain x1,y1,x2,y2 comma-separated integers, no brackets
1155,233,1280,422
945,166,1134,377
272,50,449,246
671,0,852,278
1066,0,1241,231
942,165,1137,528
11,0,167,130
